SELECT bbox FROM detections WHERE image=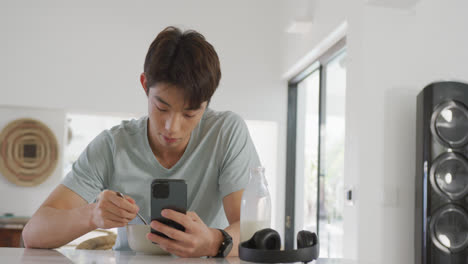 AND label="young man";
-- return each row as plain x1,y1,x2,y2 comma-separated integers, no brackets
22,26,260,258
